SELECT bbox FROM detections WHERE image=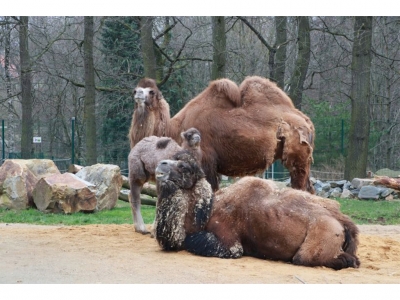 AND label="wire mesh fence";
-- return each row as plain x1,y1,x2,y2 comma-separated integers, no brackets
0,116,385,182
